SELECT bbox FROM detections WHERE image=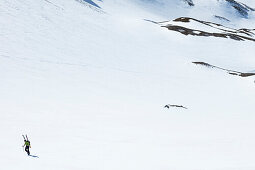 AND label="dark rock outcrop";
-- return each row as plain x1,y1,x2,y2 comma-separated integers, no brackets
225,0,255,18
214,15,230,22
182,0,194,6
193,62,255,77
165,104,188,109
162,17,255,42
